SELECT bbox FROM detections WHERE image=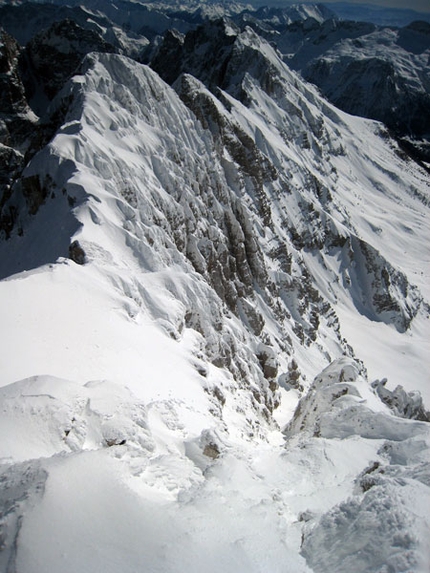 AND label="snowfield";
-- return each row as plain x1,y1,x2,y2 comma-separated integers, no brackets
0,9,429,573
1,355,428,572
